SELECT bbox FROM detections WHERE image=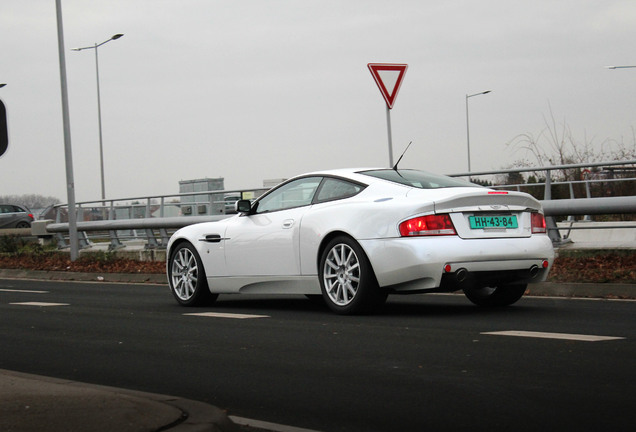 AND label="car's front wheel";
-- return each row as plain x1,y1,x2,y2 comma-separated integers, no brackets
319,236,387,315
462,283,527,307
168,242,217,306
